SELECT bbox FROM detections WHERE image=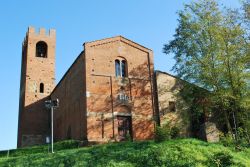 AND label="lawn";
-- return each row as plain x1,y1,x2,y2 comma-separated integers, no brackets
0,139,249,167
